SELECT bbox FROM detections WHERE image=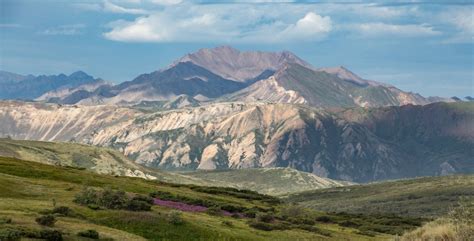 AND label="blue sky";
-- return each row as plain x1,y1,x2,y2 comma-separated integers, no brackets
0,0,473,97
